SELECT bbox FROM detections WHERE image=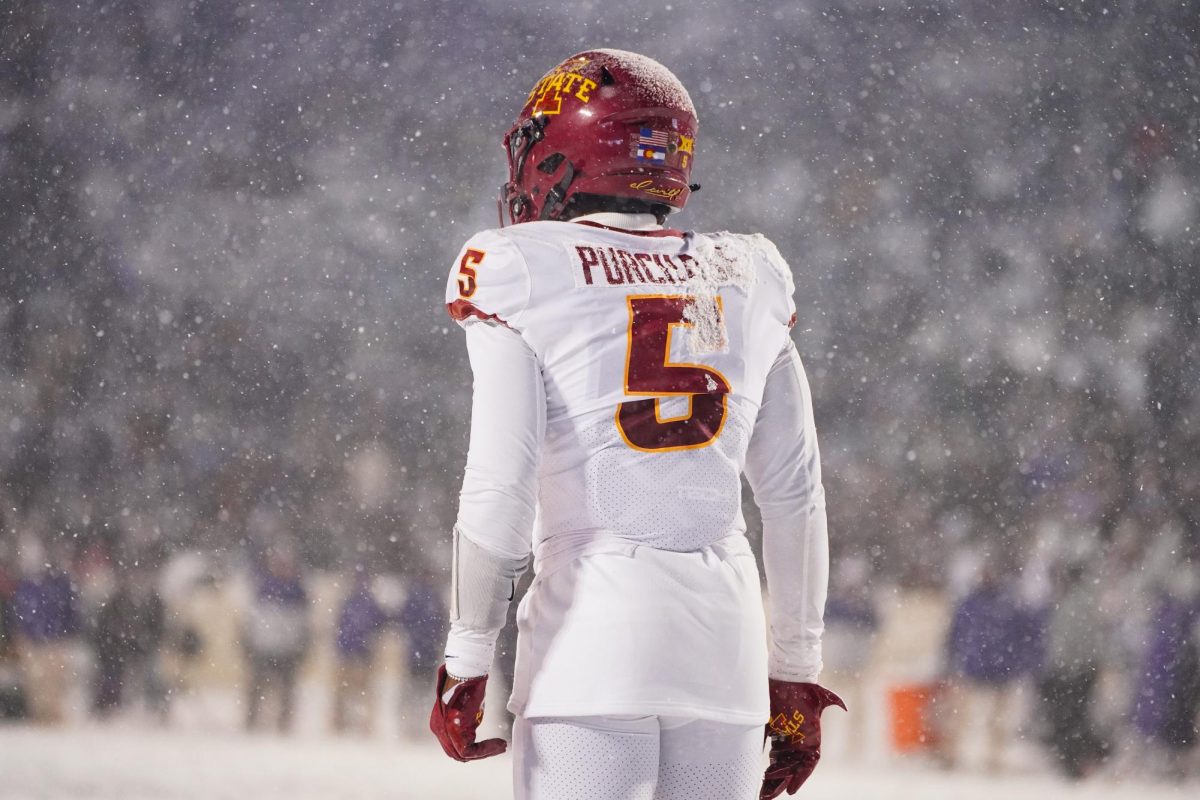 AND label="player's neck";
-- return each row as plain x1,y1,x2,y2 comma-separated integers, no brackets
569,212,662,231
